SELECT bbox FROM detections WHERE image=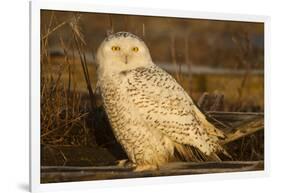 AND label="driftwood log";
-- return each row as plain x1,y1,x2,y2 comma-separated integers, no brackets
41,161,263,183
206,111,264,145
